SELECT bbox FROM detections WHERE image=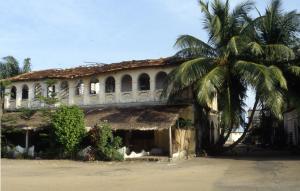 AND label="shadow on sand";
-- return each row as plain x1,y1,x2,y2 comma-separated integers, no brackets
208,145,300,161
